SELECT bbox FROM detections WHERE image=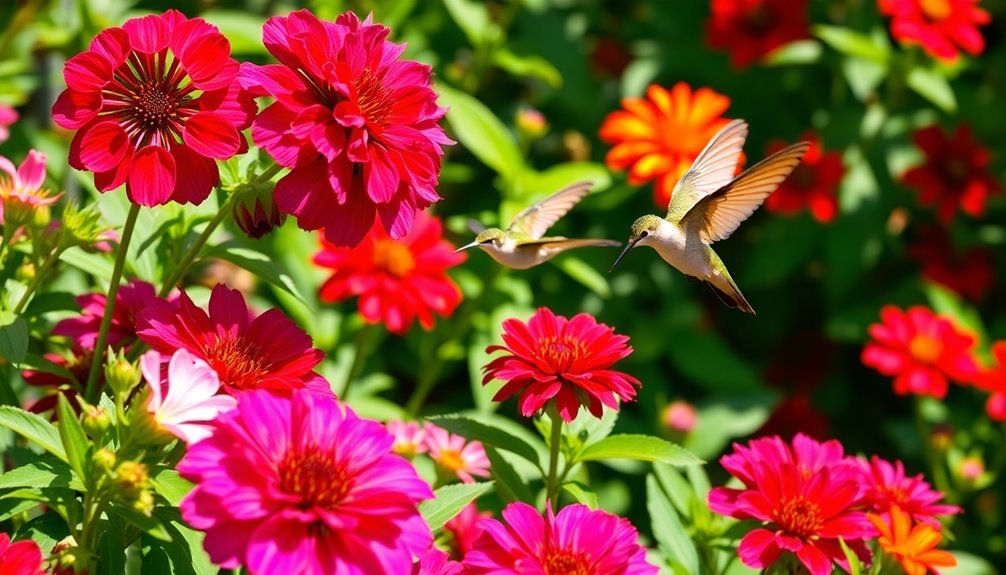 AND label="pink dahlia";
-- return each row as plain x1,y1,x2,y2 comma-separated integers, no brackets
0,533,44,575
858,456,960,526
137,283,327,395
51,10,254,206
708,434,873,575
240,10,452,246
179,390,433,574
0,150,61,227
463,502,658,574
53,279,155,350
413,549,462,575
482,307,641,422
424,423,490,484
